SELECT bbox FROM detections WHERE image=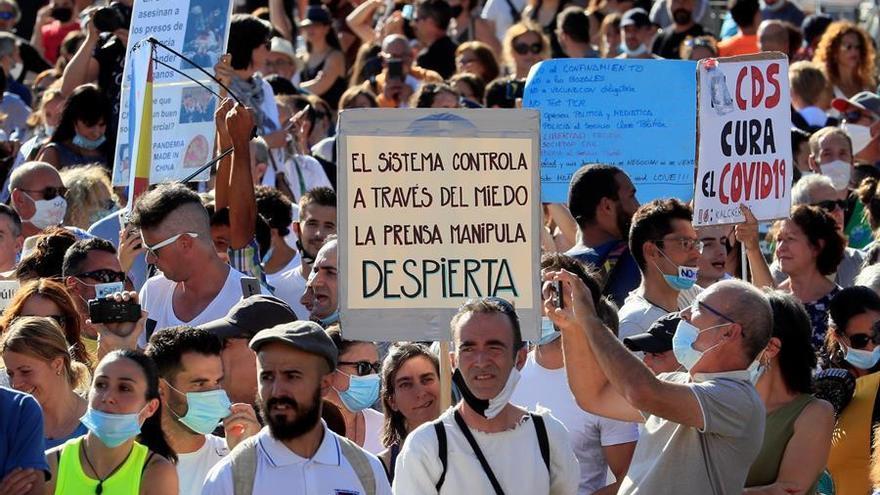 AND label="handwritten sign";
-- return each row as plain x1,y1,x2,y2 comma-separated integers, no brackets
337,109,542,342
112,0,232,186
0,280,20,311
693,54,792,226
523,59,697,204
